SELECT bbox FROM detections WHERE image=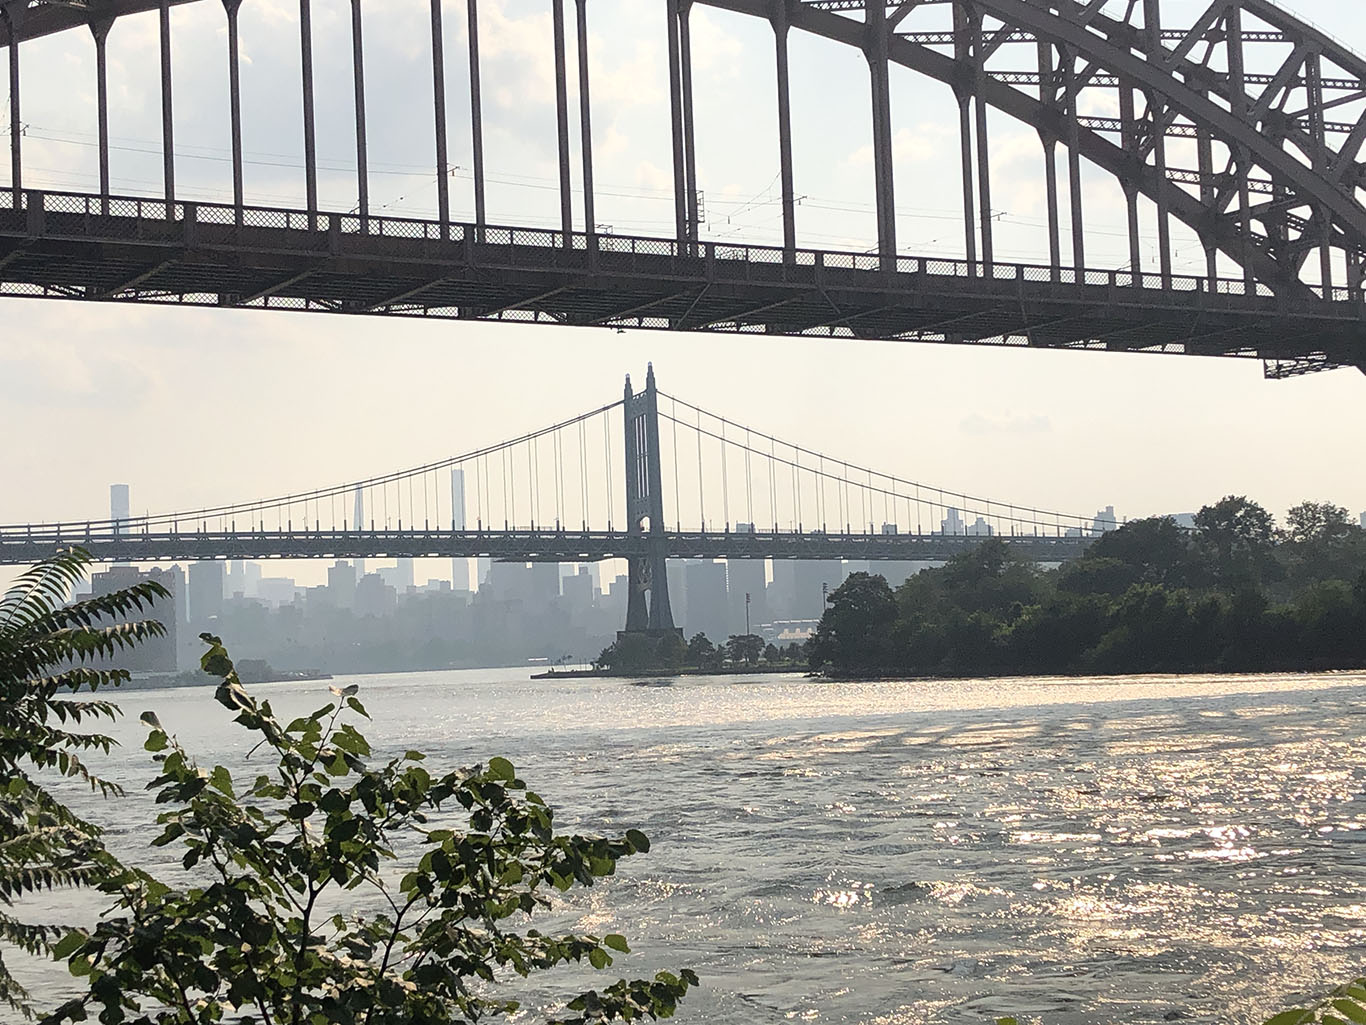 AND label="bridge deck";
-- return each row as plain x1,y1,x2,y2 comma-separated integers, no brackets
2,190,1362,372
0,529,1093,566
